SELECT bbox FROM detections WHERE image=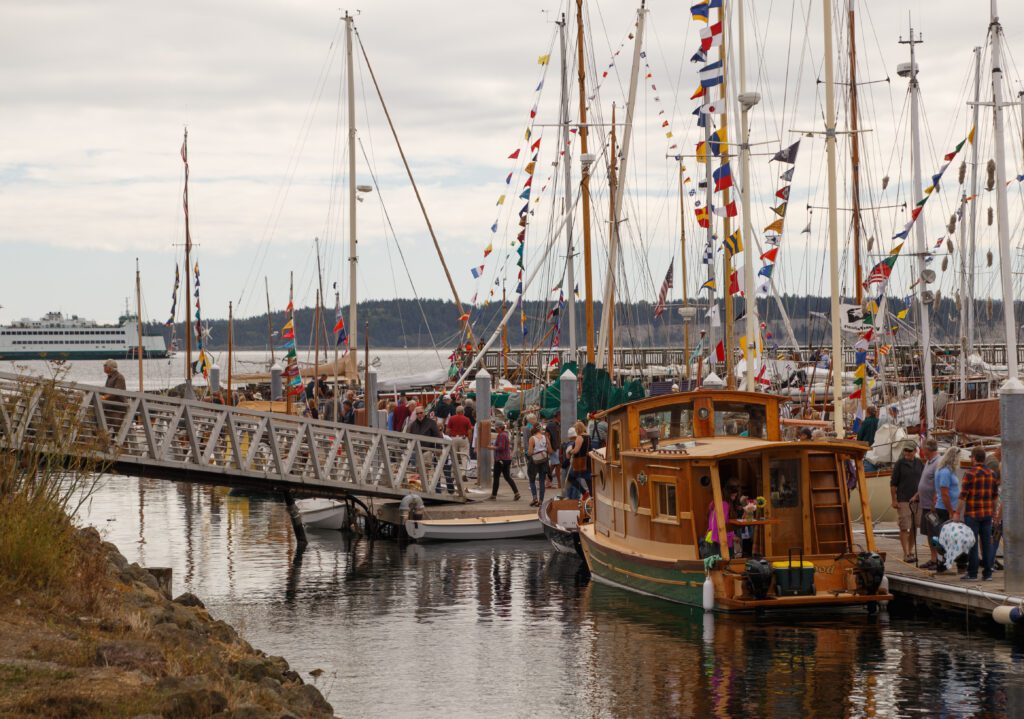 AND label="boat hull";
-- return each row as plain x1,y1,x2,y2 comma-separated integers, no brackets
405,513,543,541
297,498,349,530
579,526,892,613
538,497,584,558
